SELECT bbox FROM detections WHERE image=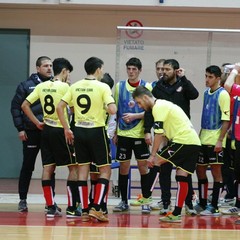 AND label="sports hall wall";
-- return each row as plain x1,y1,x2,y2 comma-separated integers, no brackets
0,3,240,179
